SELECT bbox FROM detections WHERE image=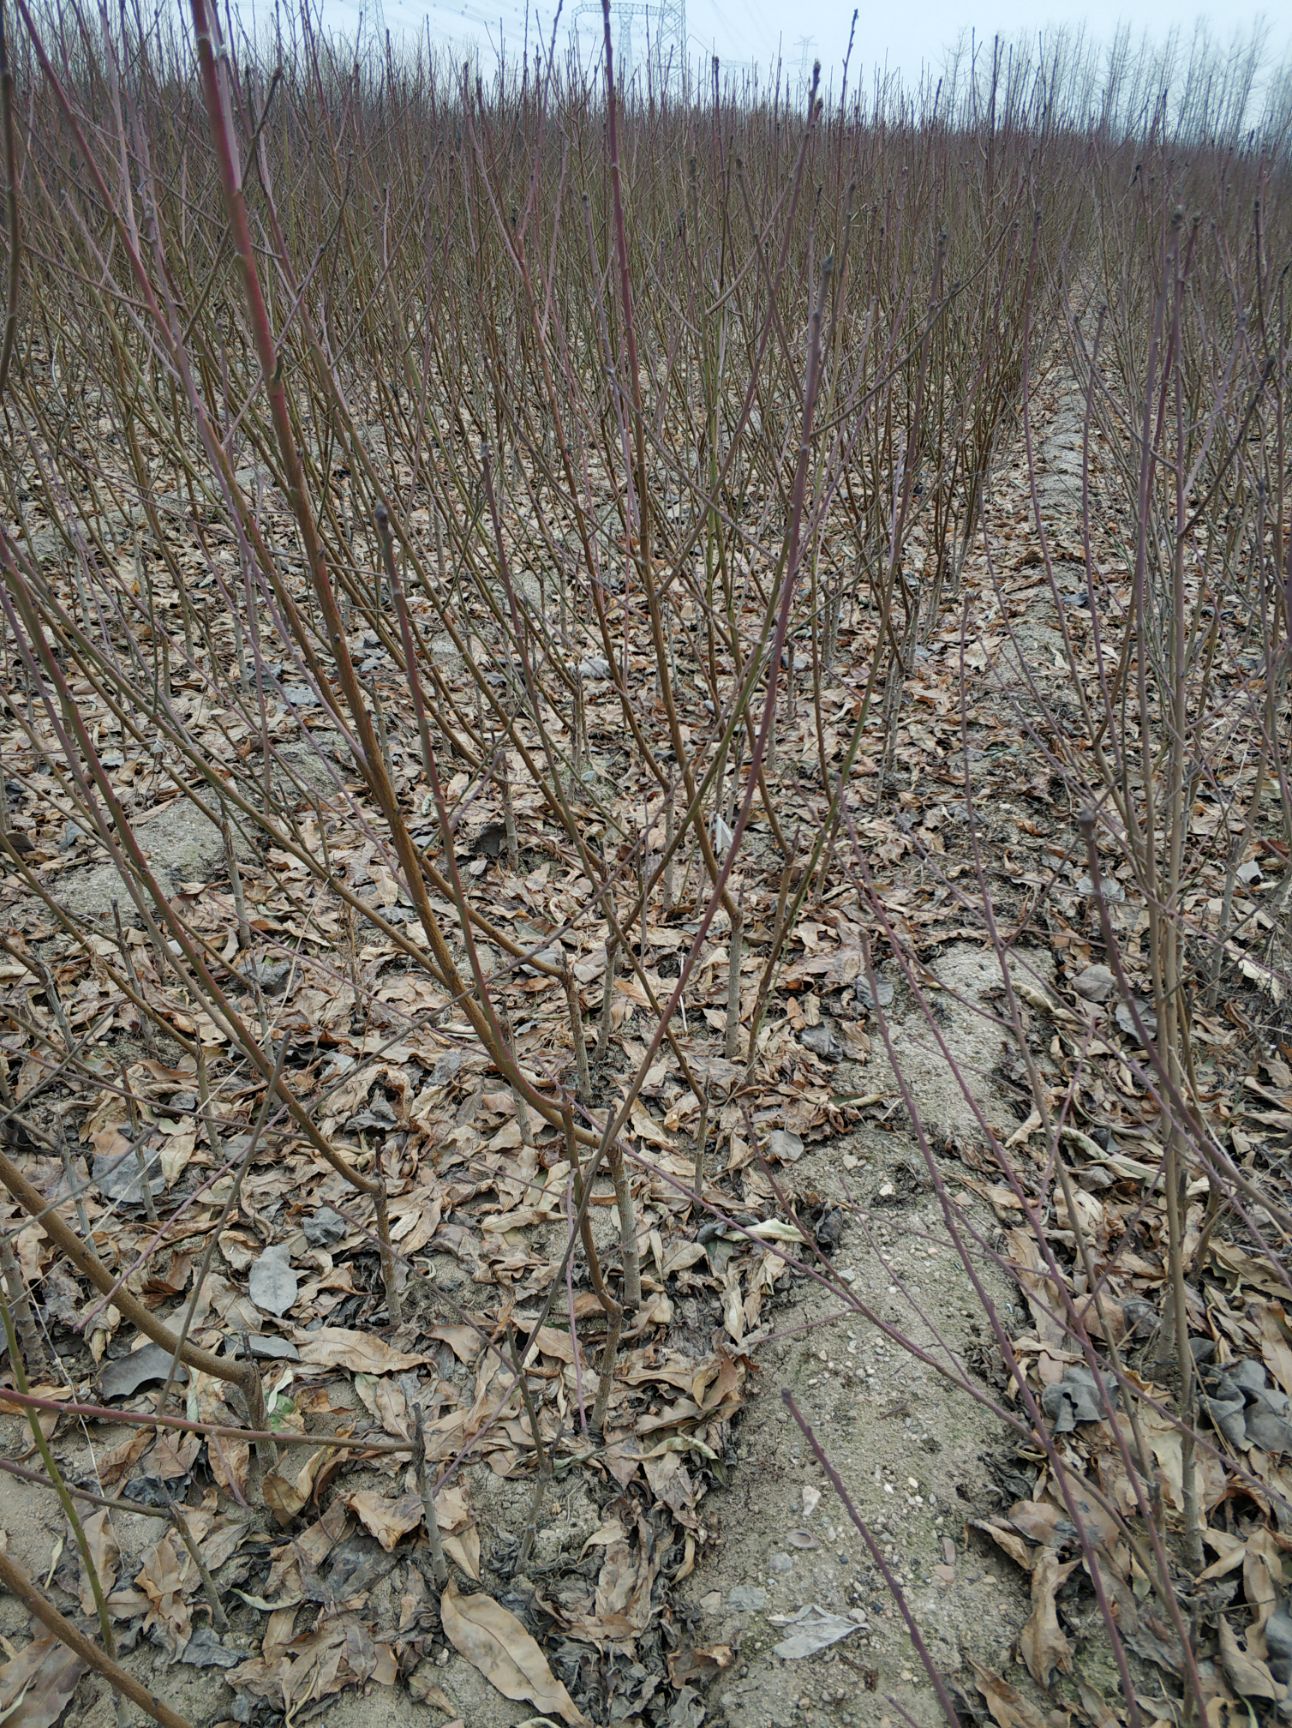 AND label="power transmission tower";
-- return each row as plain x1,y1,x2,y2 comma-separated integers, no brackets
575,0,688,93
794,33,816,89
